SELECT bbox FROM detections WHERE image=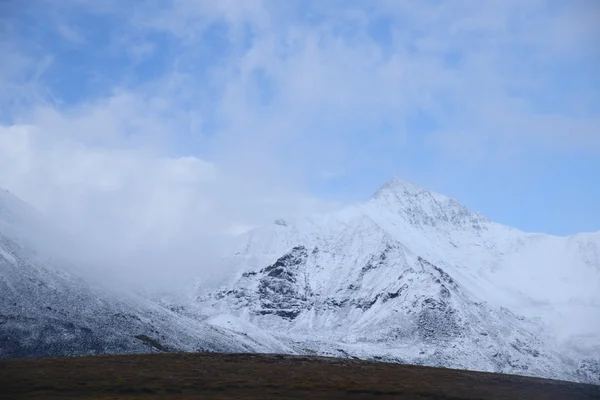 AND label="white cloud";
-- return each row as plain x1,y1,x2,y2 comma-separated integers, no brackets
0,113,334,242
0,94,339,289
